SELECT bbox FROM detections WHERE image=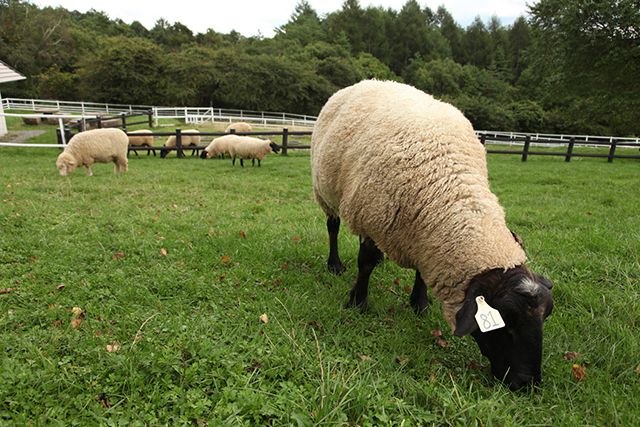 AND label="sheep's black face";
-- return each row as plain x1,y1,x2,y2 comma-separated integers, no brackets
270,142,280,154
160,148,168,159
200,150,208,159
454,266,554,391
